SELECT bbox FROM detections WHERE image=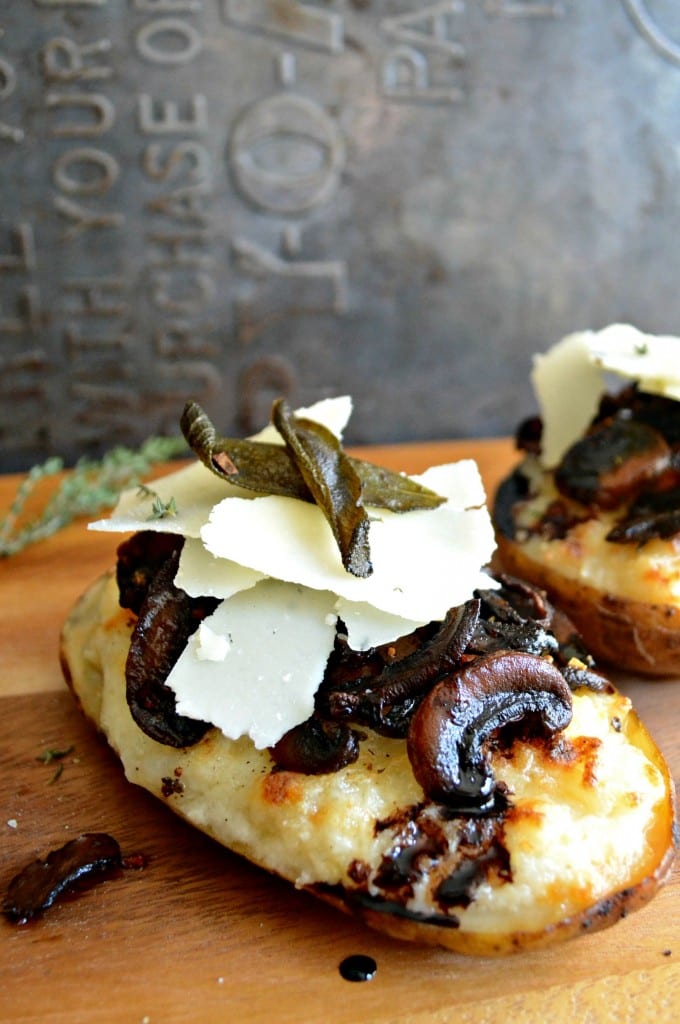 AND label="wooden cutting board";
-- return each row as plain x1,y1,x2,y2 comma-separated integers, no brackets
1,439,679,1024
